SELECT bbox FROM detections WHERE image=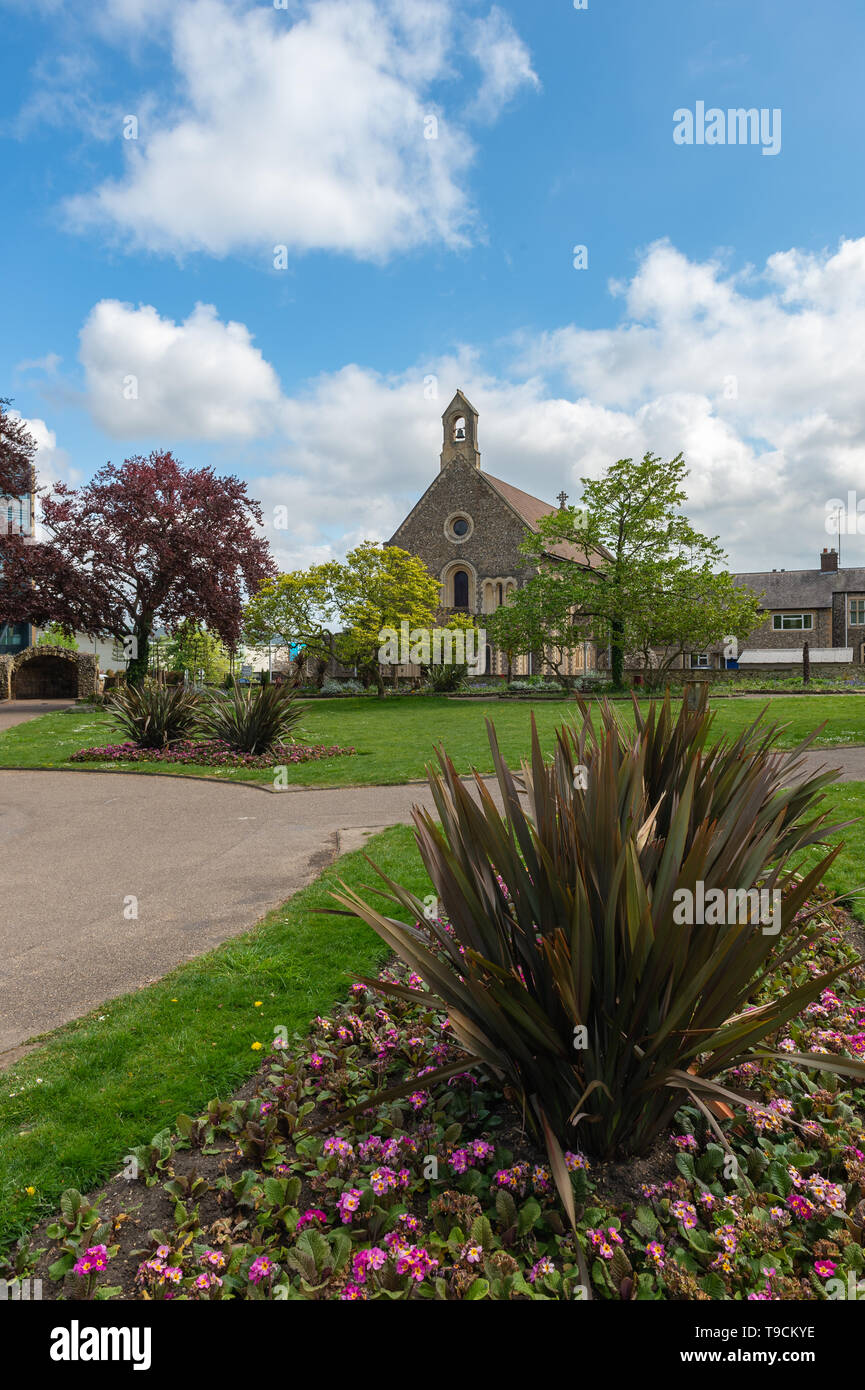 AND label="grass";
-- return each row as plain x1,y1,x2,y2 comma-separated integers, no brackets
0,824,429,1254
1,693,865,788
